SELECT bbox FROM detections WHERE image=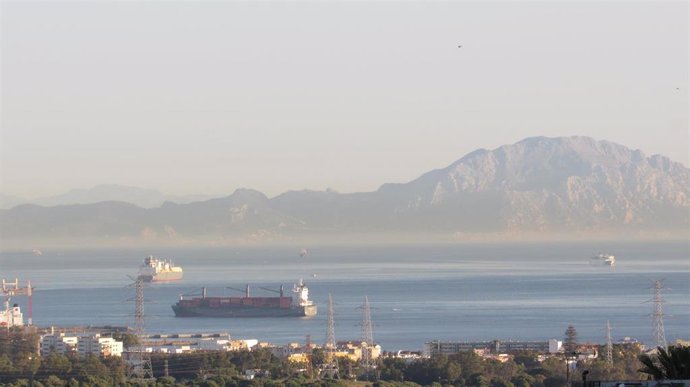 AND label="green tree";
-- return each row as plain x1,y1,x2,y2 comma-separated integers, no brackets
41,375,66,387
563,326,578,354
468,373,490,387
450,351,485,381
490,377,515,387
38,353,72,378
638,345,690,380
511,373,534,387
538,357,566,379
543,376,566,387
513,351,540,369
